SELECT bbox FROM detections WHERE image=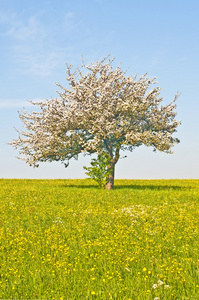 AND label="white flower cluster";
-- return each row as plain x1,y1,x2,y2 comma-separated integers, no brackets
118,204,158,226
10,56,180,173
53,217,65,227
152,279,170,289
